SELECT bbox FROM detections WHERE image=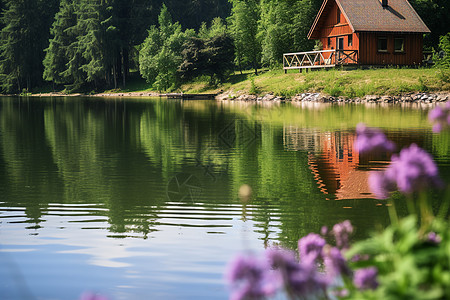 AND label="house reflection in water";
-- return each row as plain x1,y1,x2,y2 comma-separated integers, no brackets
283,126,375,200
